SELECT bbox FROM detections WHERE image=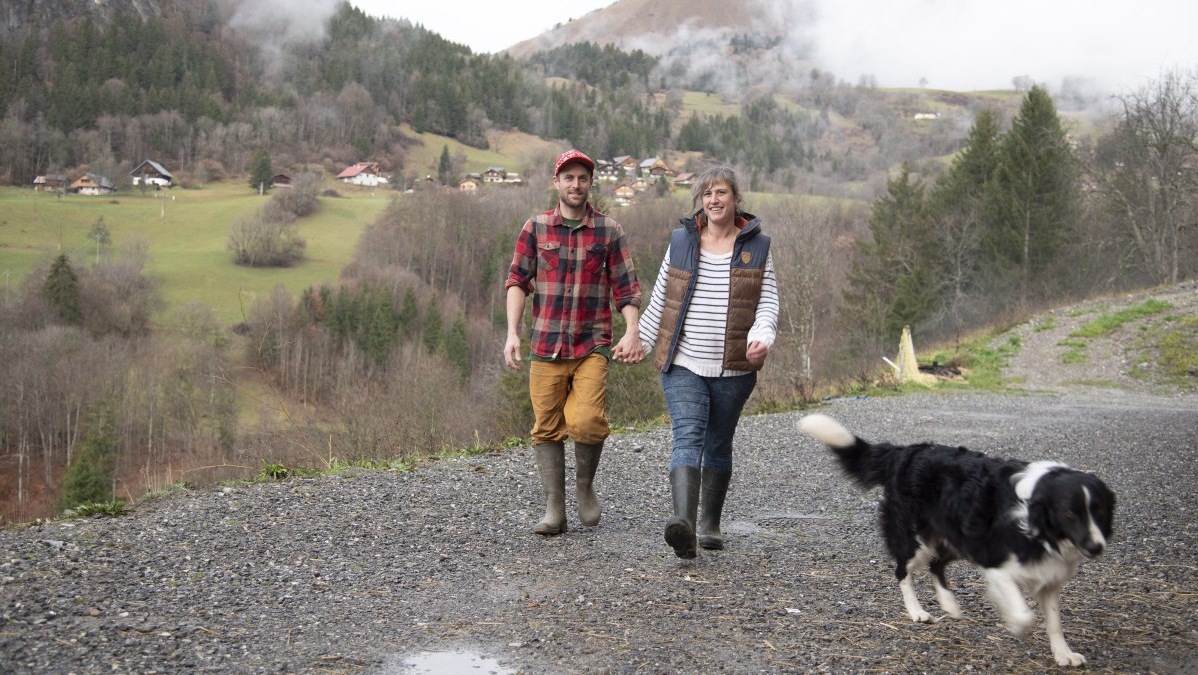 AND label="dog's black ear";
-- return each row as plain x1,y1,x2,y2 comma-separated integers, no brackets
1025,497,1050,539
1091,478,1117,537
